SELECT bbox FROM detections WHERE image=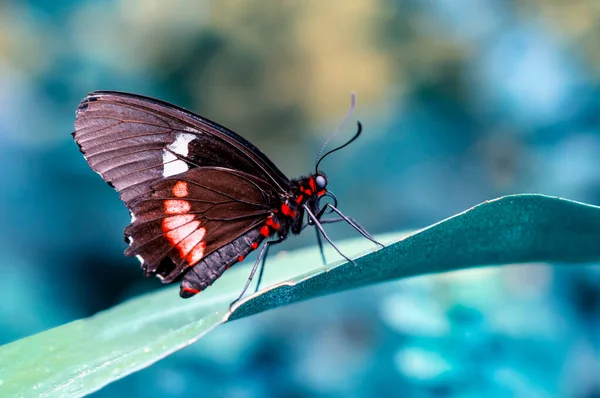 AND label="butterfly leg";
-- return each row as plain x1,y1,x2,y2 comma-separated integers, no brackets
253,237,285,294
317,215,373,237
300,211,370,238
299,220,330,267
304,205,327,263
230,237,284,310
303,204,355,264
253,243,270,295
315,204,384,248
315,227,326,264
318,216,376,240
